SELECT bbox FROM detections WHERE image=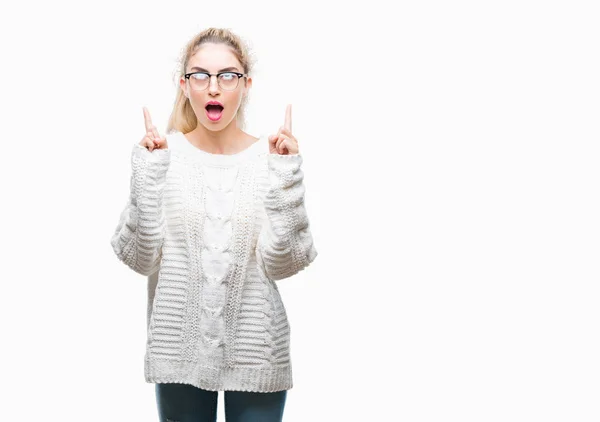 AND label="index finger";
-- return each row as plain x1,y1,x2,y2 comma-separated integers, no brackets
143,107,153,132
284,104,292,132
